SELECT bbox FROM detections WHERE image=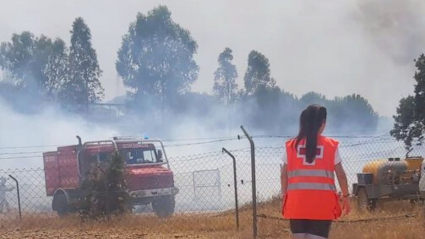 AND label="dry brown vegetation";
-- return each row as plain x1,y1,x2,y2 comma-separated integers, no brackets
0,198,425,238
